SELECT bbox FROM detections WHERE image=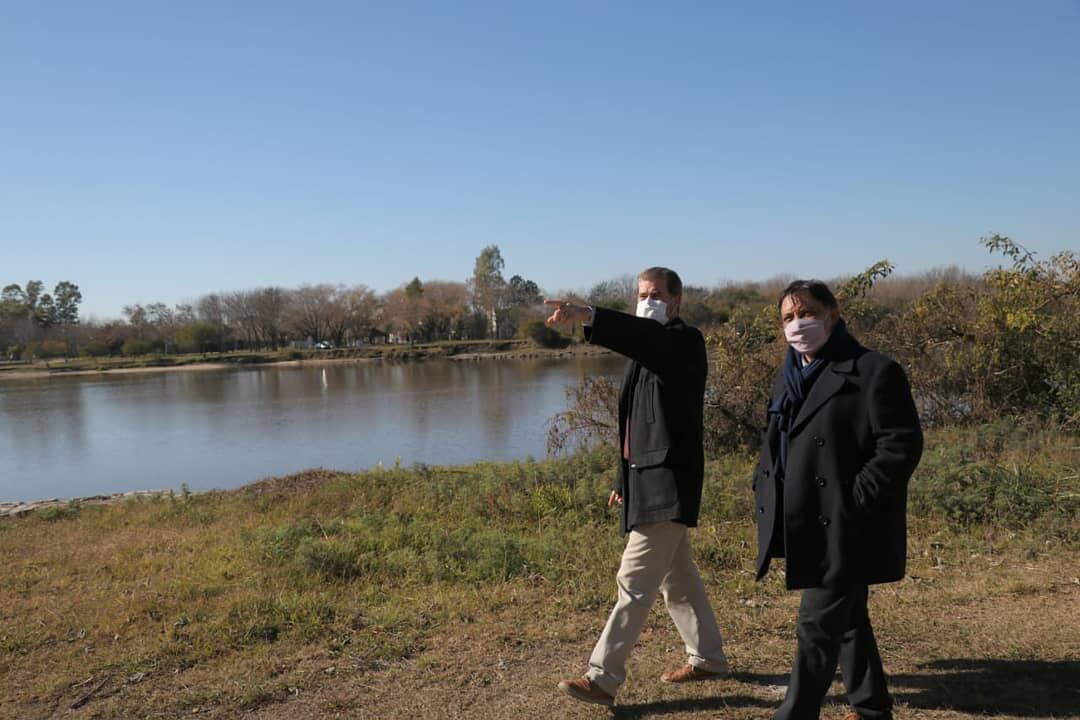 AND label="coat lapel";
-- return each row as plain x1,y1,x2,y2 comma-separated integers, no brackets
790,357,856,434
